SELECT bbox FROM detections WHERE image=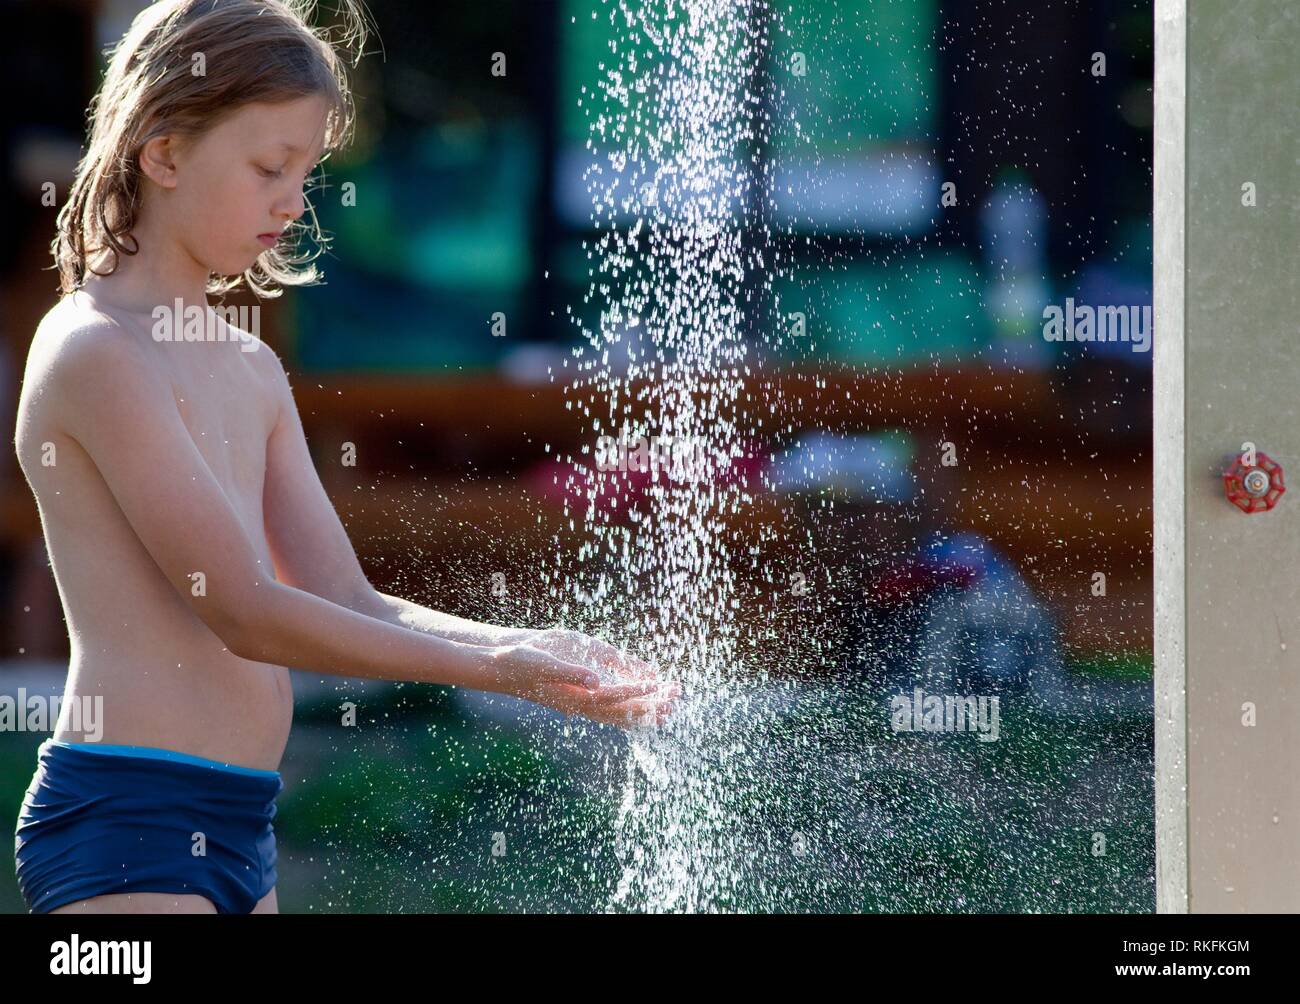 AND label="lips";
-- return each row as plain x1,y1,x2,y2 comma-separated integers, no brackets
257,232,280,248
